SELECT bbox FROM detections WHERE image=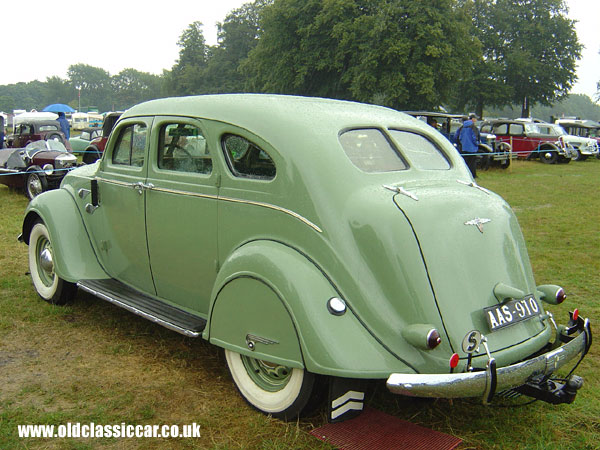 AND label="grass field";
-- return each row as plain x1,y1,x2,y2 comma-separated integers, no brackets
0,159,598,449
